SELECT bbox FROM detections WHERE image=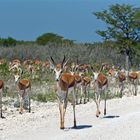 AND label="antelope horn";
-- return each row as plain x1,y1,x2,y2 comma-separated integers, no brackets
50,56,56,65
61,55,66,66
99,63,104,73
63,58,69,68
